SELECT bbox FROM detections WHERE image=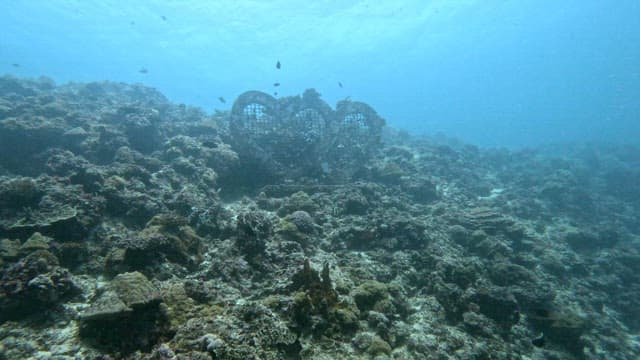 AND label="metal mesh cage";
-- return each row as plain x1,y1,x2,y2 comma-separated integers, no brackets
229,89,384,183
